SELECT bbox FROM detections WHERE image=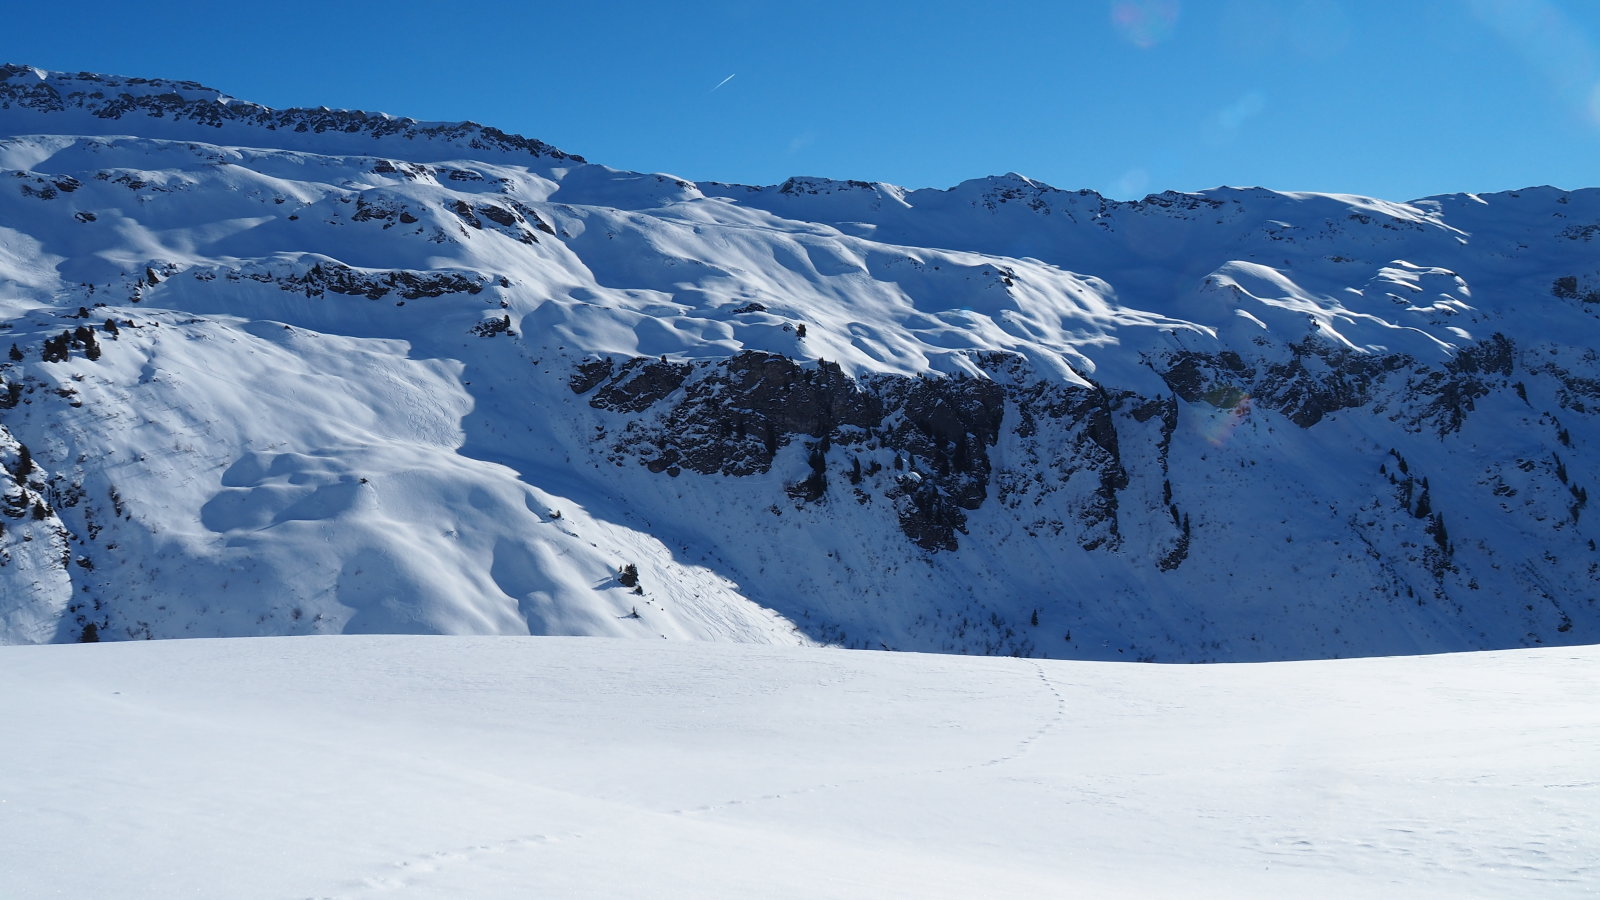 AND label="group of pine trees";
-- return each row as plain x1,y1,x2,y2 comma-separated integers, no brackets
39,323,111,362
8,312,121,365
